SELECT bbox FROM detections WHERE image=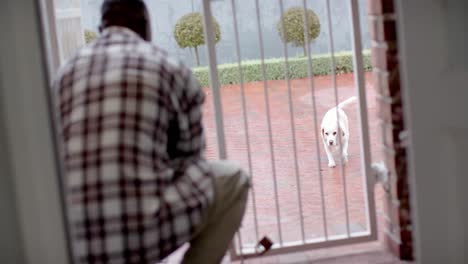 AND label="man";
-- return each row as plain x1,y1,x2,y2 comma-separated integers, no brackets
54,0,250,263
